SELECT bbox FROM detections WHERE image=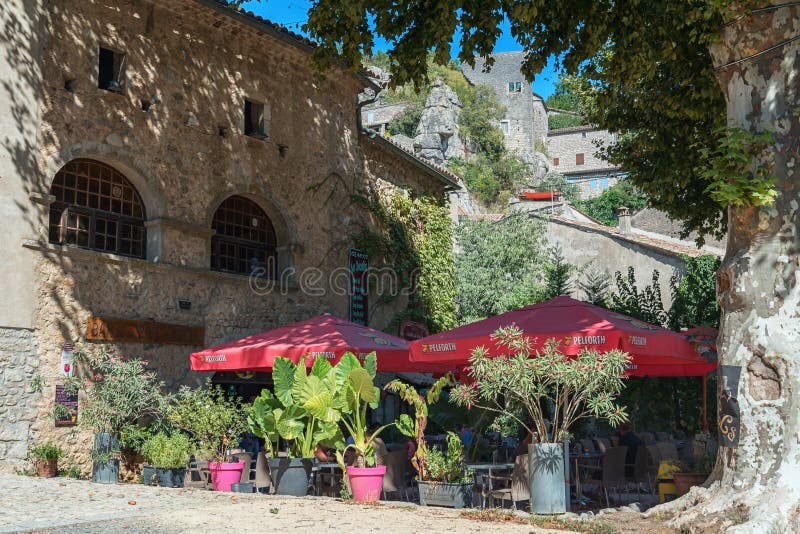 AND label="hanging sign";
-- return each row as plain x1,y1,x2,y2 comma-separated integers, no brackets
718,365,741,448
60,343,74,377
86,317,205,346
54,384,78,427
349,248,369,326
